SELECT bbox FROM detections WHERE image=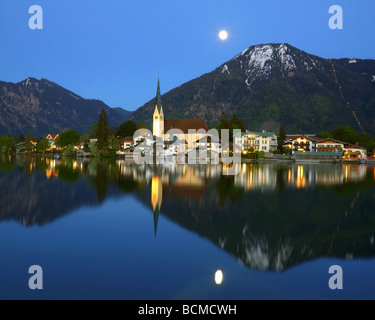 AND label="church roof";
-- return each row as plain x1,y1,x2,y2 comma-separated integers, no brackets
164,119,209,134
155,77,162,113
